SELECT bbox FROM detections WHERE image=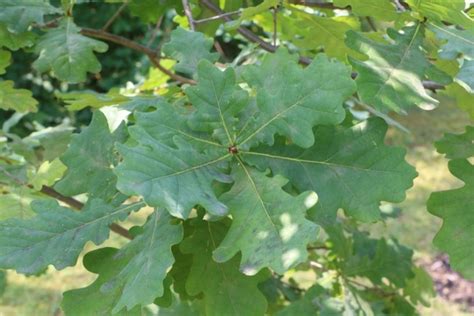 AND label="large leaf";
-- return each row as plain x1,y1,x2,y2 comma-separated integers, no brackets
0,24,35,51
0,0,60,33
0,80,38,112
116,109,231,218
185,60,249,145
334,0,398,21
182,219,268,316
162,27,219,78
63,210,182,313
427,159,474,279
0,199,143,275
346,24,438,113
237,49,355,148
429,23,474,60
244,118,417,224
406,0,473,30
55,111,126,200
214,166,318,275
33,18,108,83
